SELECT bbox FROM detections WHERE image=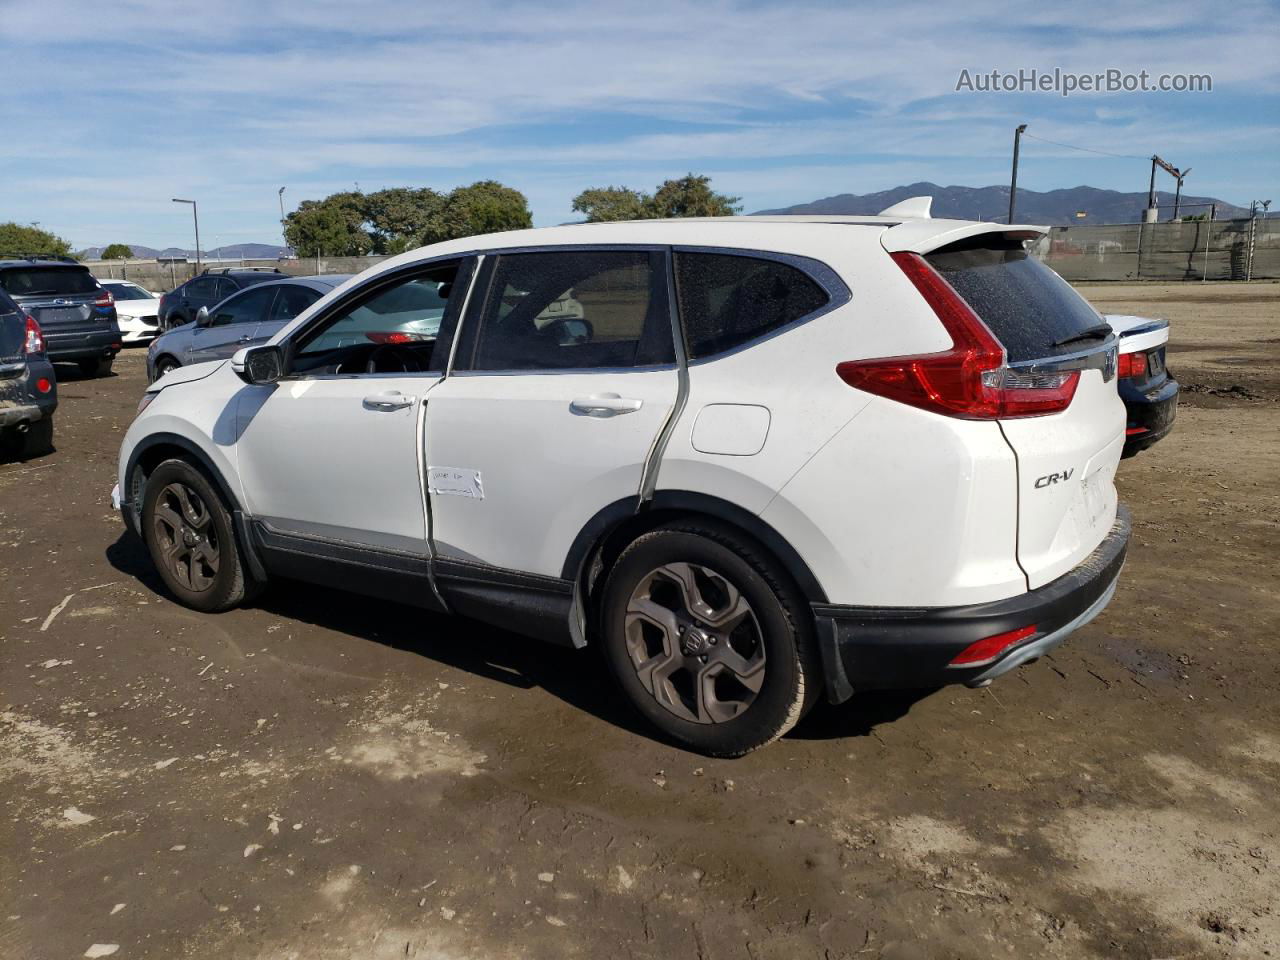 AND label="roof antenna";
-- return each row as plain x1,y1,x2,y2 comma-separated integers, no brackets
878,196,932,219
